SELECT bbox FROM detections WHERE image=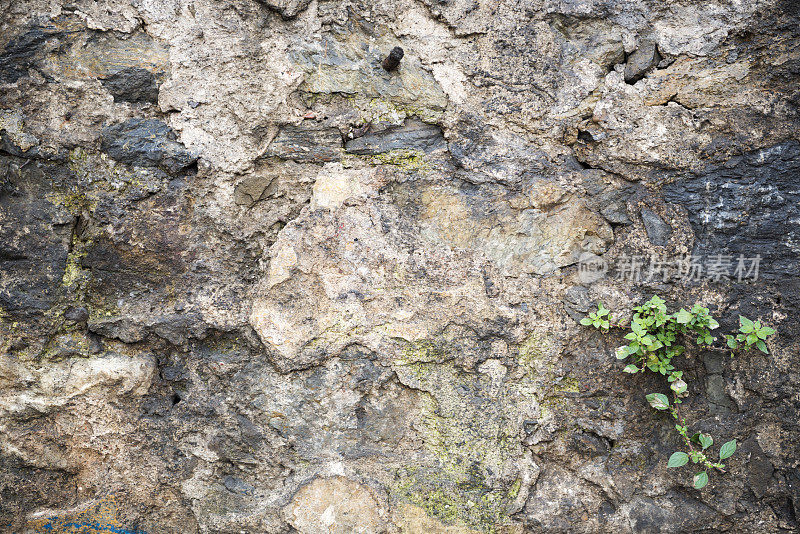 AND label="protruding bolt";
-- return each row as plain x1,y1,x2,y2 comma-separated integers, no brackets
382,46,404,71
